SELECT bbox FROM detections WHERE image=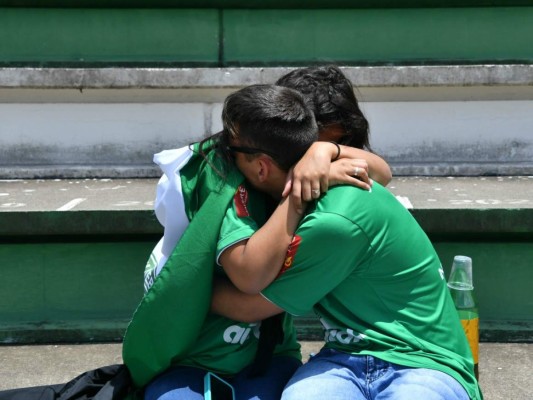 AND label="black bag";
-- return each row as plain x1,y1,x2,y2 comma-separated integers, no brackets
0,364,135,400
